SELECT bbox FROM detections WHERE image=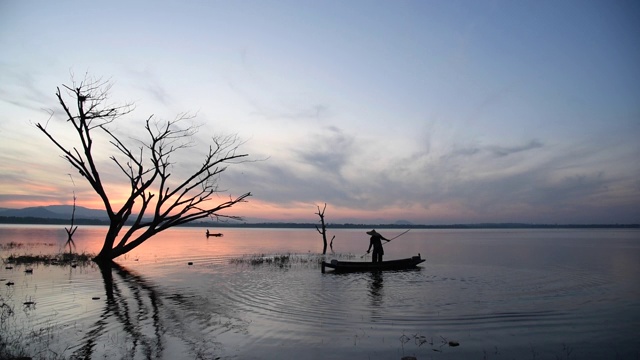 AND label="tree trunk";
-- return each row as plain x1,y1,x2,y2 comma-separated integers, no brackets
315,204,330,255
93,224,120,264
